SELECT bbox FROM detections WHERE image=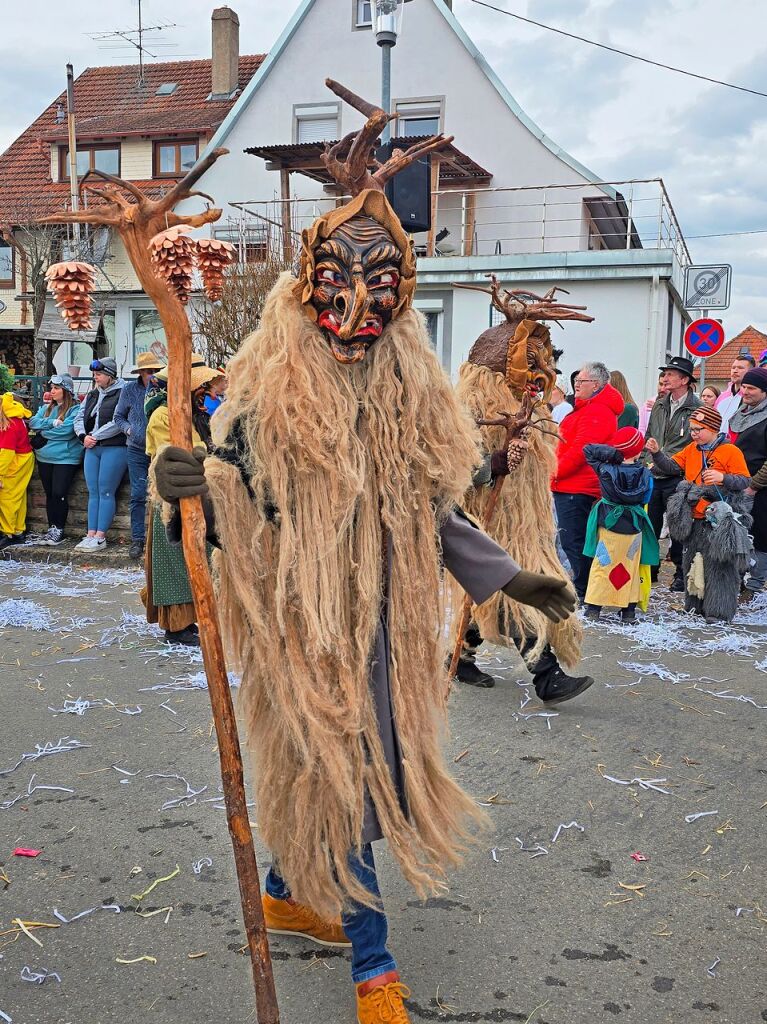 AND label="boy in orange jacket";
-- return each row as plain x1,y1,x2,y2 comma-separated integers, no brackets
646,406,752,620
